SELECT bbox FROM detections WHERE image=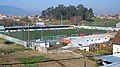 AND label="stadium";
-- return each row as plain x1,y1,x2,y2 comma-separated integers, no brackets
0,25,108,47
